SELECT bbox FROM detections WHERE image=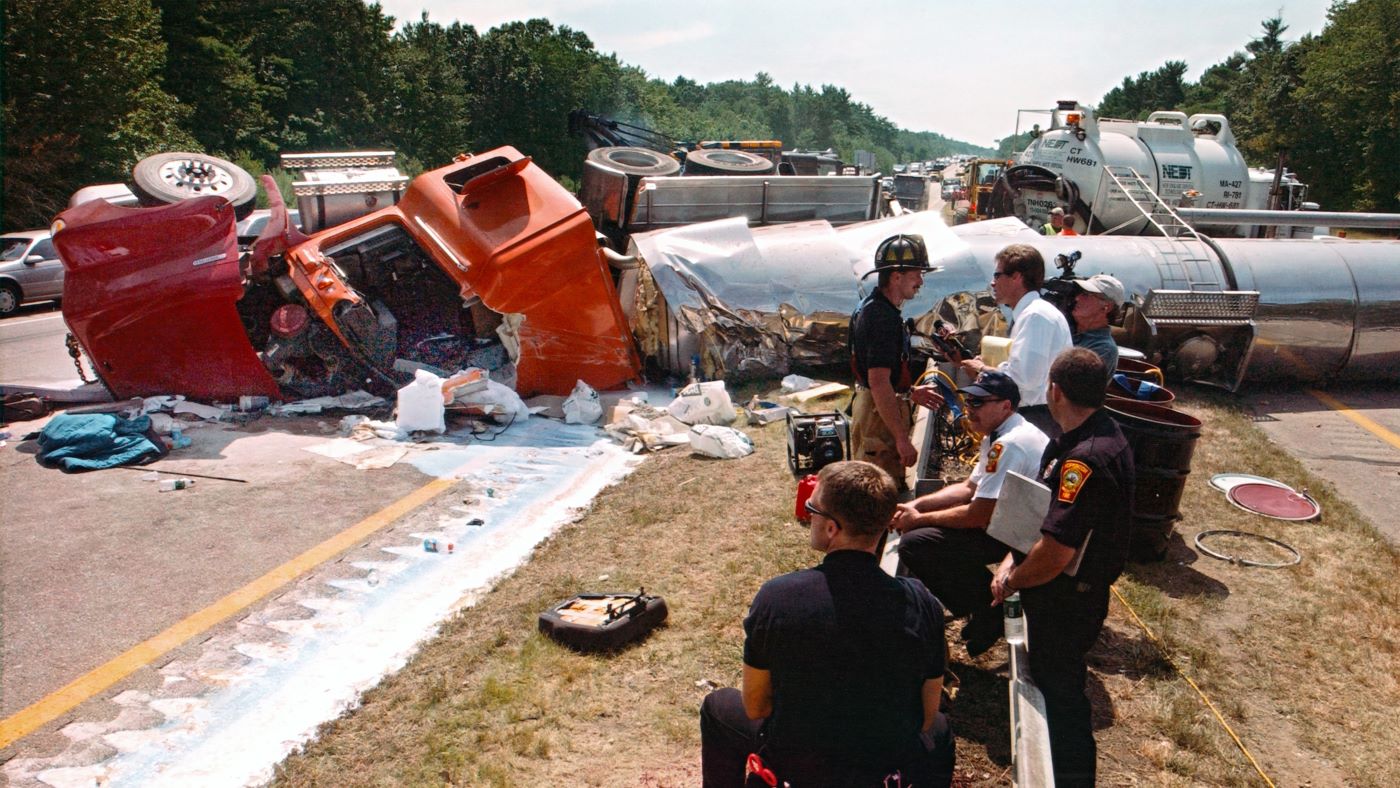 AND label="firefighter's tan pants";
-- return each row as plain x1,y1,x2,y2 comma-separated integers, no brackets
850,387,912,489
